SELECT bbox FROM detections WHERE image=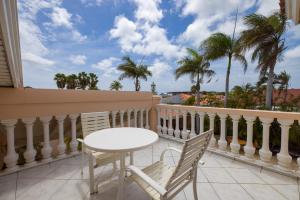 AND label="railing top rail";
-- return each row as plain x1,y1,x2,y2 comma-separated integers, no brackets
157,104,300,121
